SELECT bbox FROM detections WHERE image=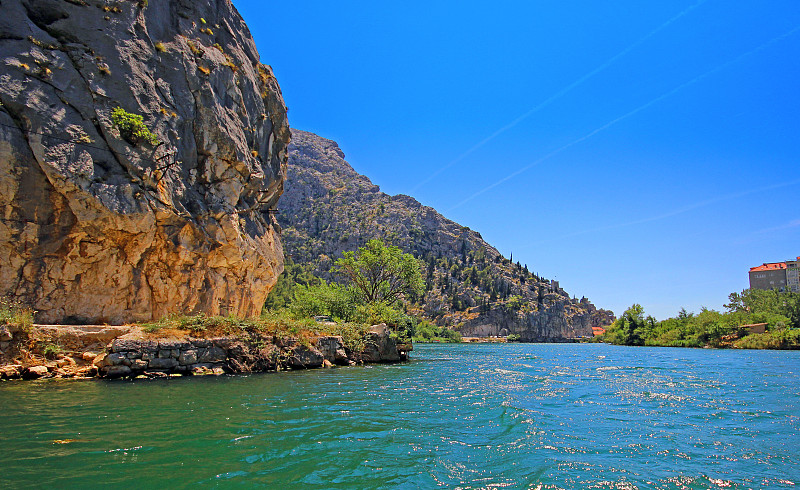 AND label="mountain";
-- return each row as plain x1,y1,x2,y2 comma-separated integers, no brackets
277,130,614,340
0,0,289,324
